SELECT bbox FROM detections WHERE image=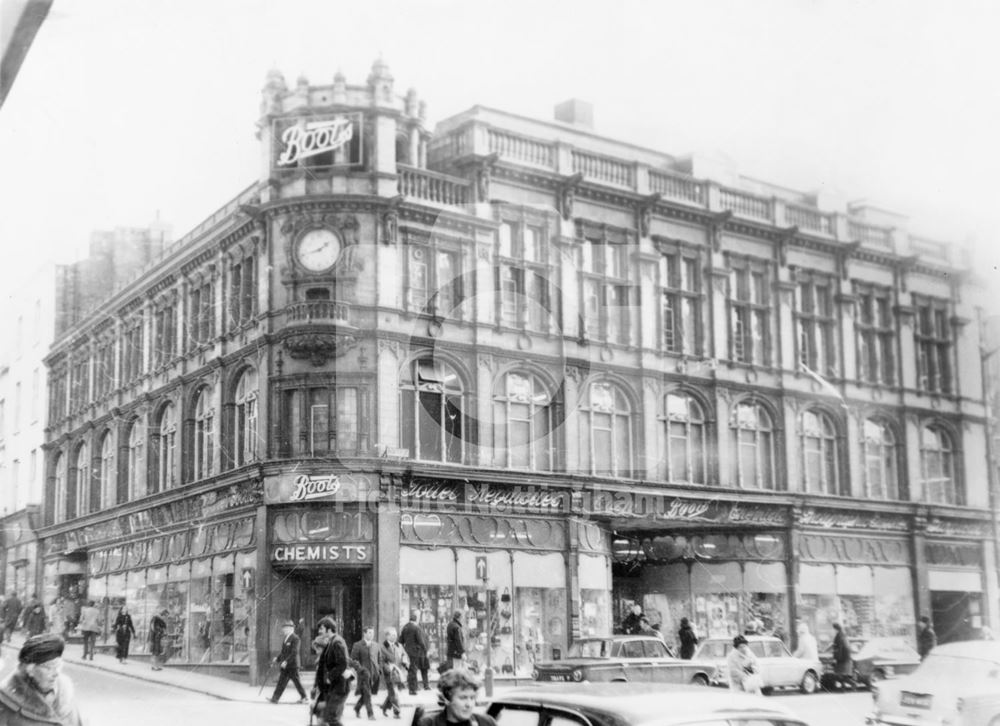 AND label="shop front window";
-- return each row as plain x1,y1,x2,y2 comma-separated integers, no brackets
190,569,211,663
